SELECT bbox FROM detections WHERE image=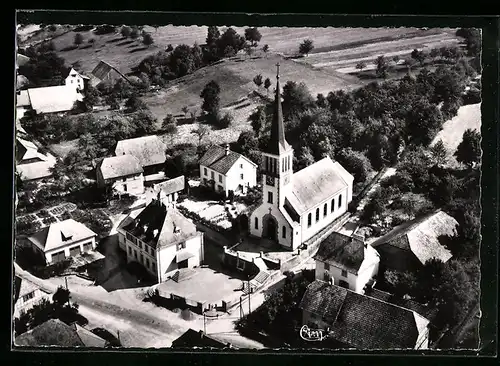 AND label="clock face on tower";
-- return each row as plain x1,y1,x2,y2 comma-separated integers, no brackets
266,175,274,186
